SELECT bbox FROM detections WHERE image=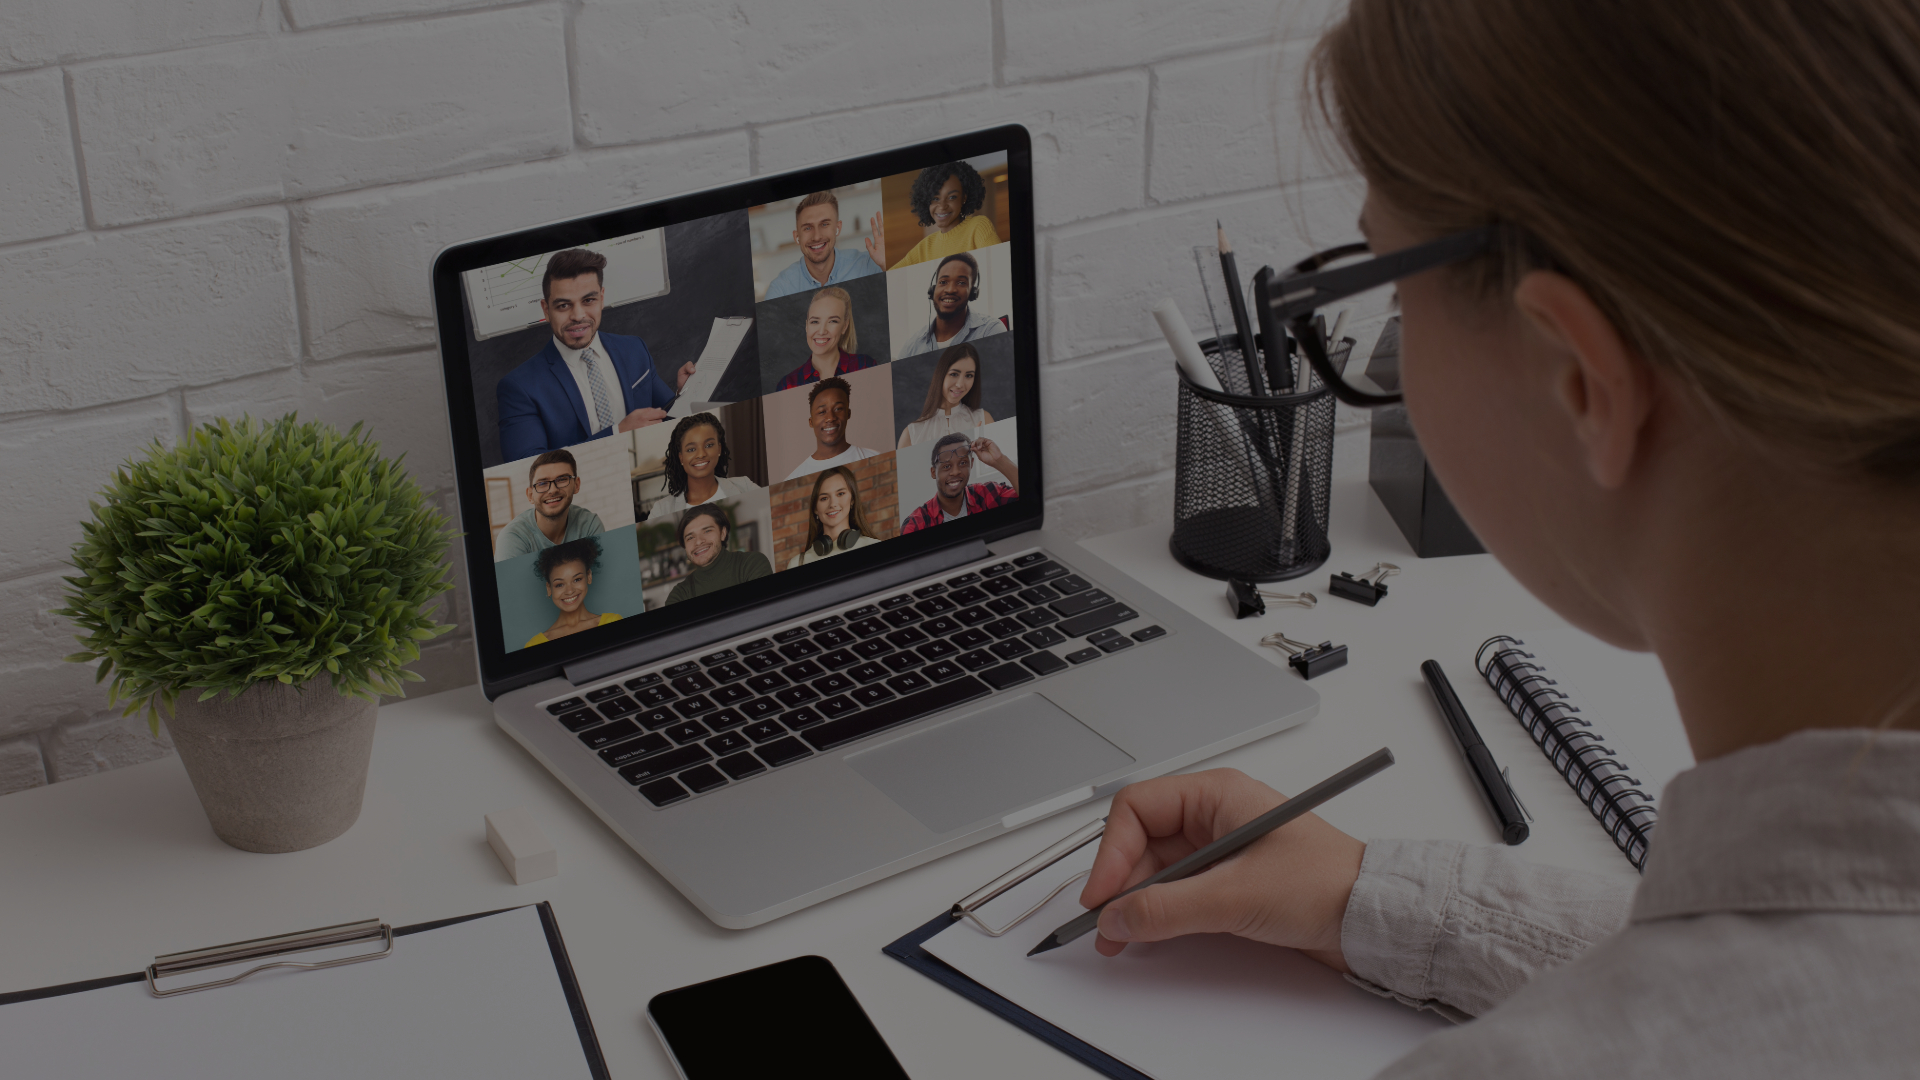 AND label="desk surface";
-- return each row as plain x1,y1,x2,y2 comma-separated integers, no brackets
0,431,1682,1079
